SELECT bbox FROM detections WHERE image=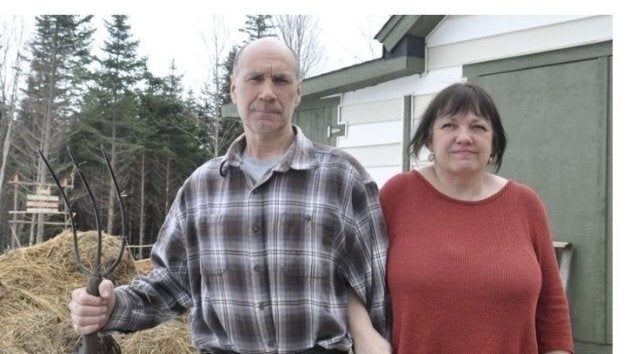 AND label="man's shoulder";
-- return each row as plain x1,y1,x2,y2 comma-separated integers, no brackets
309,142,373,182
183,157,225,185
310,142,354,165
